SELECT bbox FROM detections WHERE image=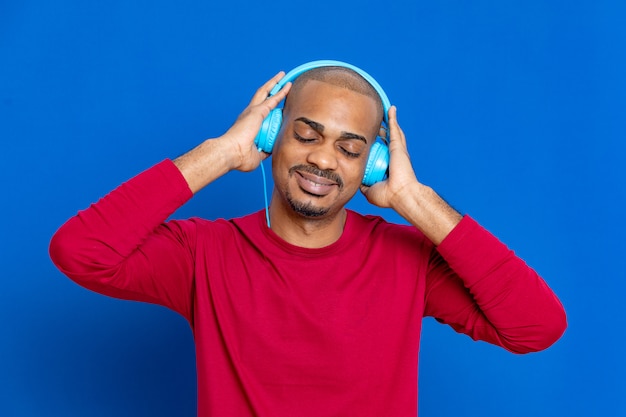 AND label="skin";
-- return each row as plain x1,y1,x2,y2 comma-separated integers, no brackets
174,71,462,248
267,80,381,247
